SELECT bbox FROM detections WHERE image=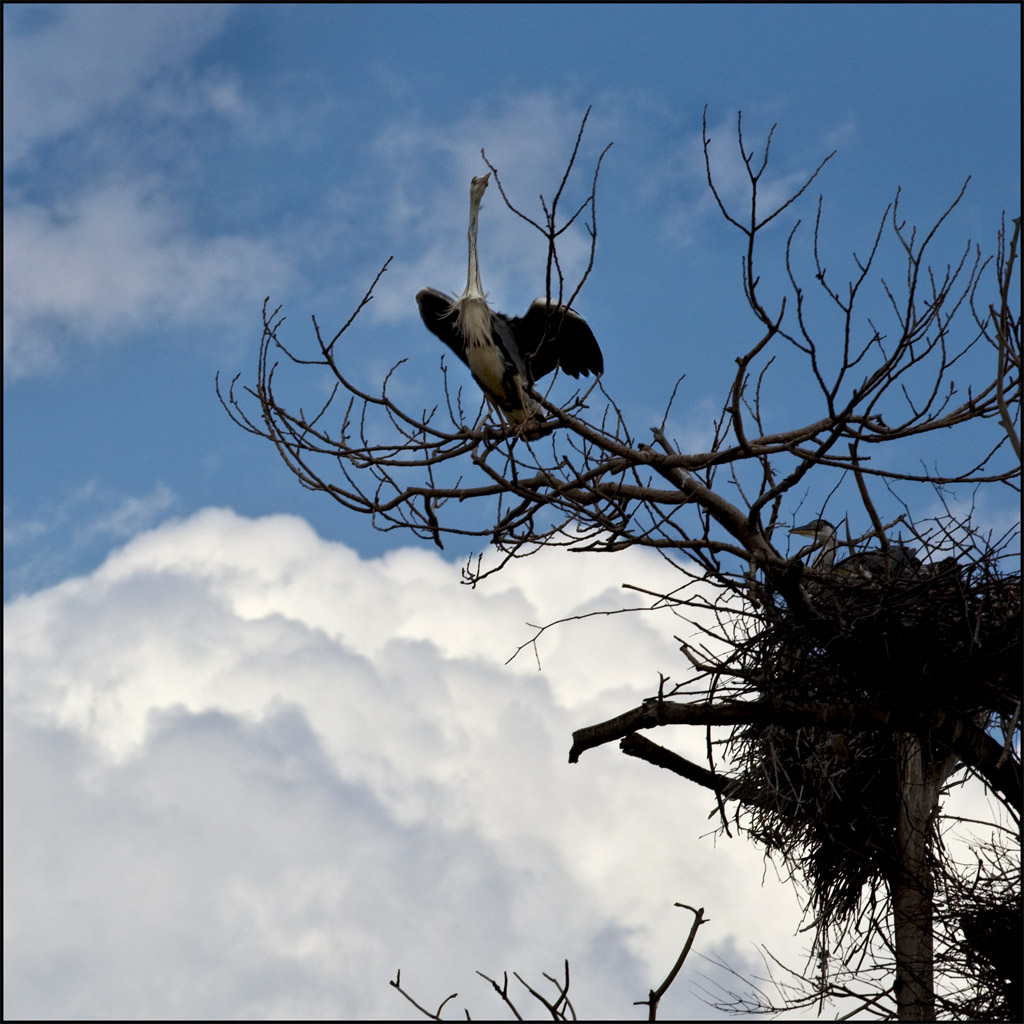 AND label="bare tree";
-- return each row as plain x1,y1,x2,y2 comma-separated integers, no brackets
220,110,1021,1021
